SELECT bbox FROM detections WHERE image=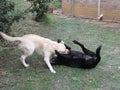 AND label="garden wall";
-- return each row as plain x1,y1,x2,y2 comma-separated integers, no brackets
62,0,120,21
